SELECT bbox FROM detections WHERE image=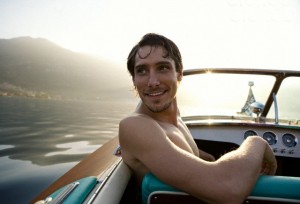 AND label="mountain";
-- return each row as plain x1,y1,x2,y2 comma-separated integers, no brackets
0,37,132,100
